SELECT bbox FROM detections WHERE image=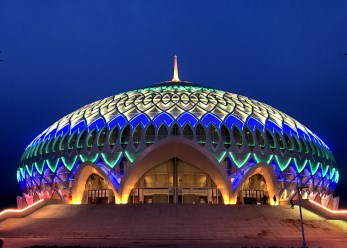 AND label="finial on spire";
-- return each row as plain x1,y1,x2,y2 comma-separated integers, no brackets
172,54,180,82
